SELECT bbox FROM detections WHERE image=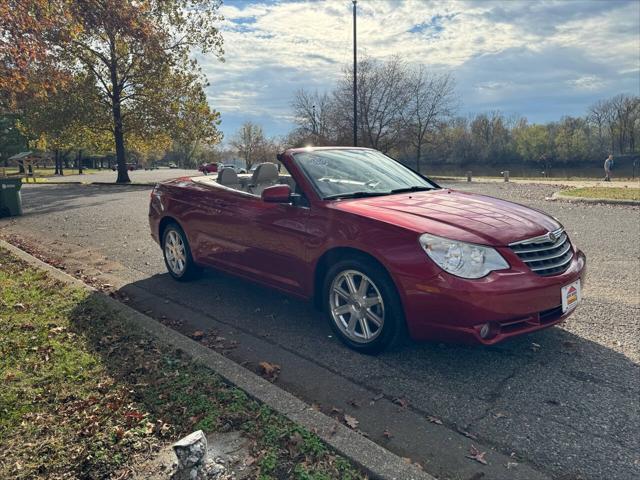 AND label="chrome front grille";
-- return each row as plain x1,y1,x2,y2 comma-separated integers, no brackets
509,228,573,276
